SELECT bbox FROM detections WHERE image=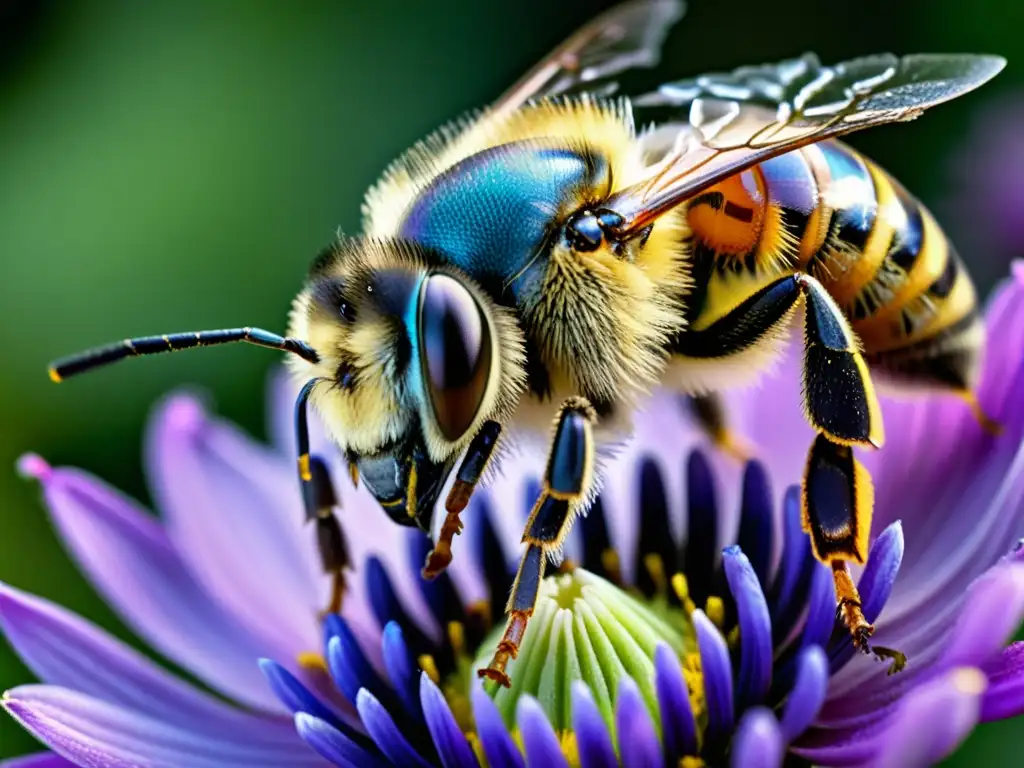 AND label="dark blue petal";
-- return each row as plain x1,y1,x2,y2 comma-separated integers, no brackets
654,643,698,761
724,546,773,710
571,683,616,768
729,708,783,768
737,462,774,588
779,646,828,743
615,678,661,768
471,684,524,768
420,673,479,768
258,659,350,736
517,696,569,768
828,522,904,671
769,487,815,644
683,451,719,607
408,529,467,627
325,620,401,715
382,621,422,721
580,495,616,581
799,564,836,653
356,689,433,768
471,497,516,626
693,609,734,756
635,457,679,597
294,712,387,768
365,556,436,659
